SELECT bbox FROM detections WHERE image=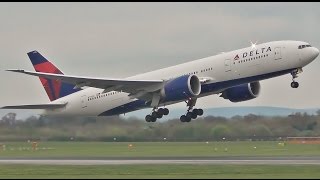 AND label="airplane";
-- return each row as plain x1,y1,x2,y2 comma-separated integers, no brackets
2,40,319,122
